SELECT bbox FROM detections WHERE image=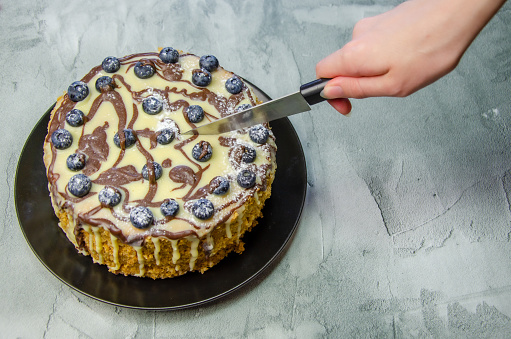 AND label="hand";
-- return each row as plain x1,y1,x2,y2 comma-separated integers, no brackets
316,0,506,115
